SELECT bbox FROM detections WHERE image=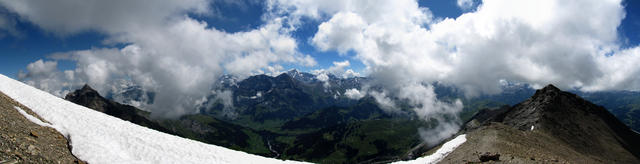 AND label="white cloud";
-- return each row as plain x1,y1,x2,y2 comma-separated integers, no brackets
368,90,401,114
18,60,79,97
269,0,639,144
213,90,237,118
343,69,360,78
312,12,366,54
315,73,329,82
0,0,210,35
456,0,474,10
274,0,638,94
7,0,317,118
315,72,331,89
56,18,313,118
328,60,350,73
344,88,365,99
318,60,361,78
